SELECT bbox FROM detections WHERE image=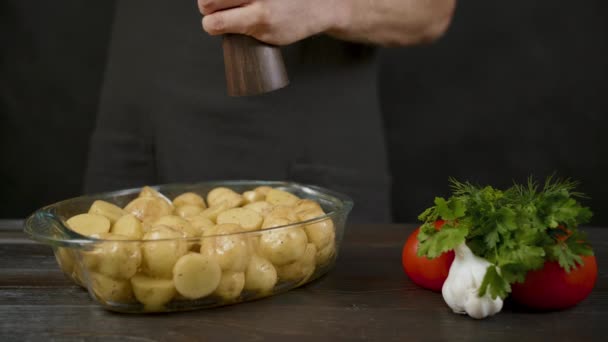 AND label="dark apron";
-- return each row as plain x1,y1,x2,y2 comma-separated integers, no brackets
85,0,391,223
